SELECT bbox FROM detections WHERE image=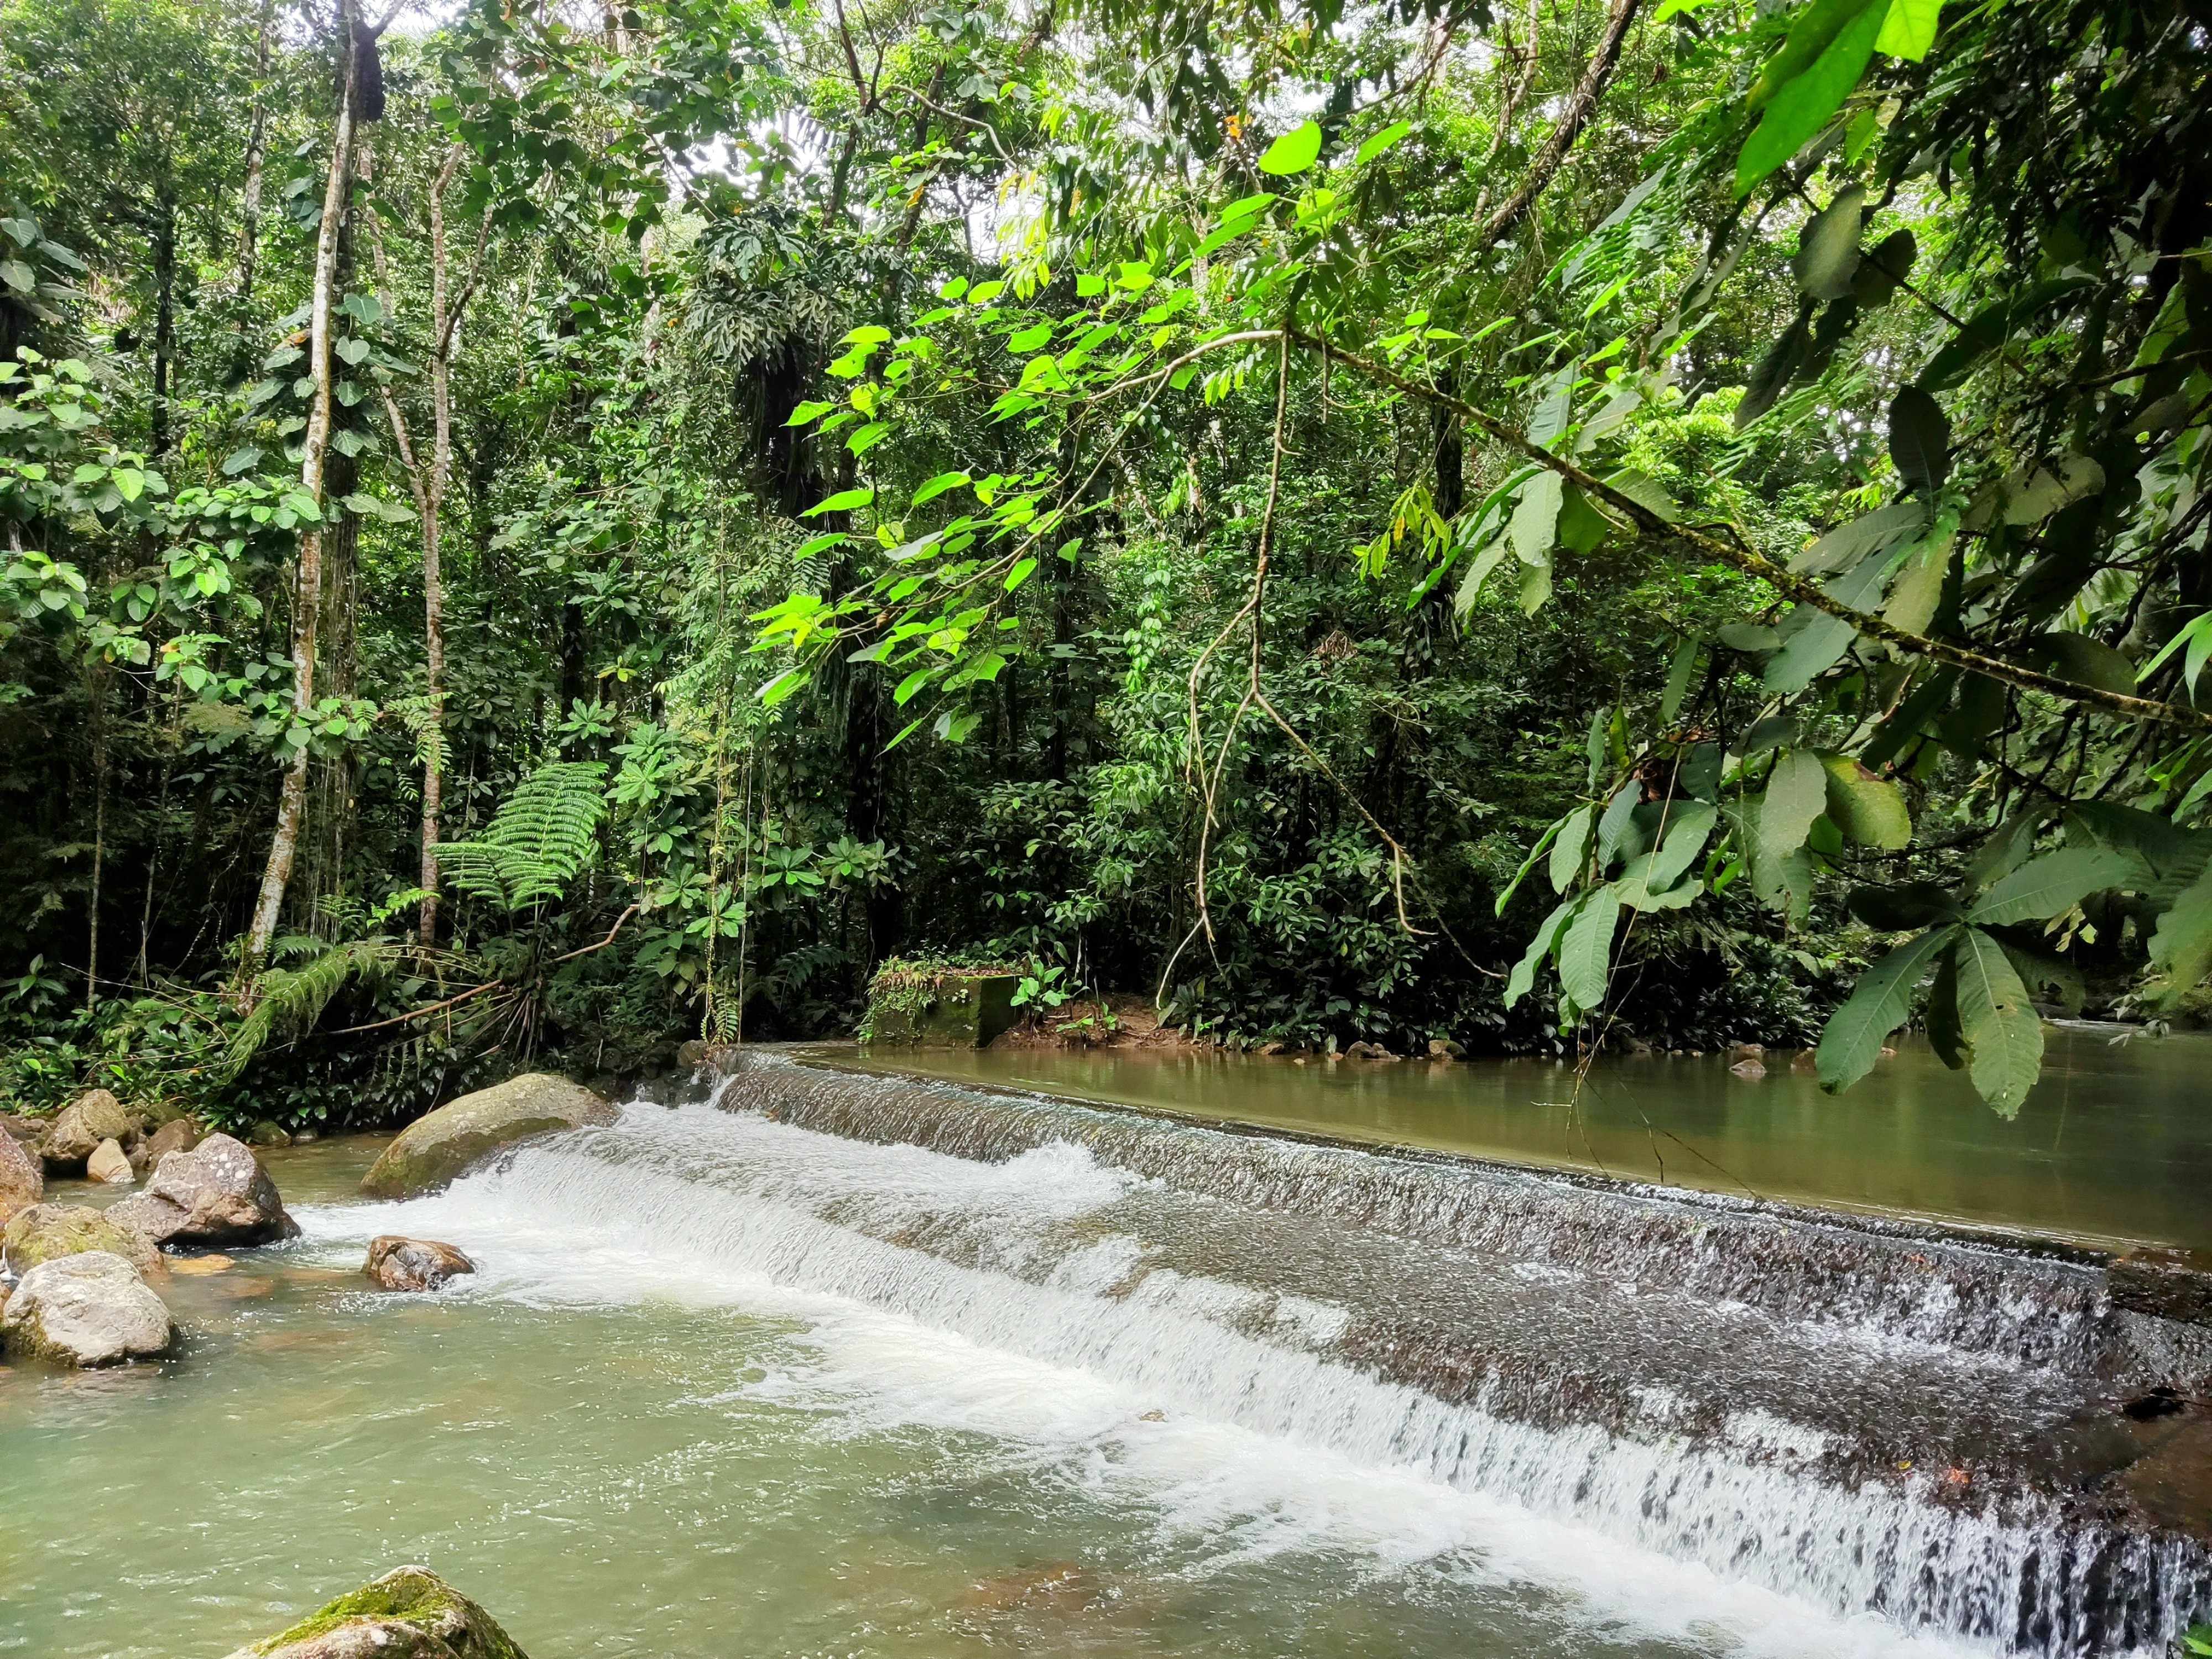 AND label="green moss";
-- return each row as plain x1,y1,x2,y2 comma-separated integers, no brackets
862,962,1020,1048
254,1567,527,1658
